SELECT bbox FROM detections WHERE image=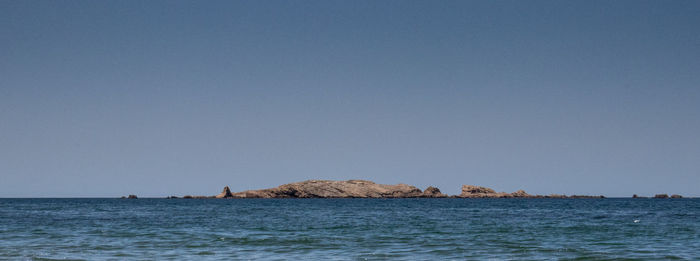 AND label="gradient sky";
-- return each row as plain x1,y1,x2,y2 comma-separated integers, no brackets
1,0,699,197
